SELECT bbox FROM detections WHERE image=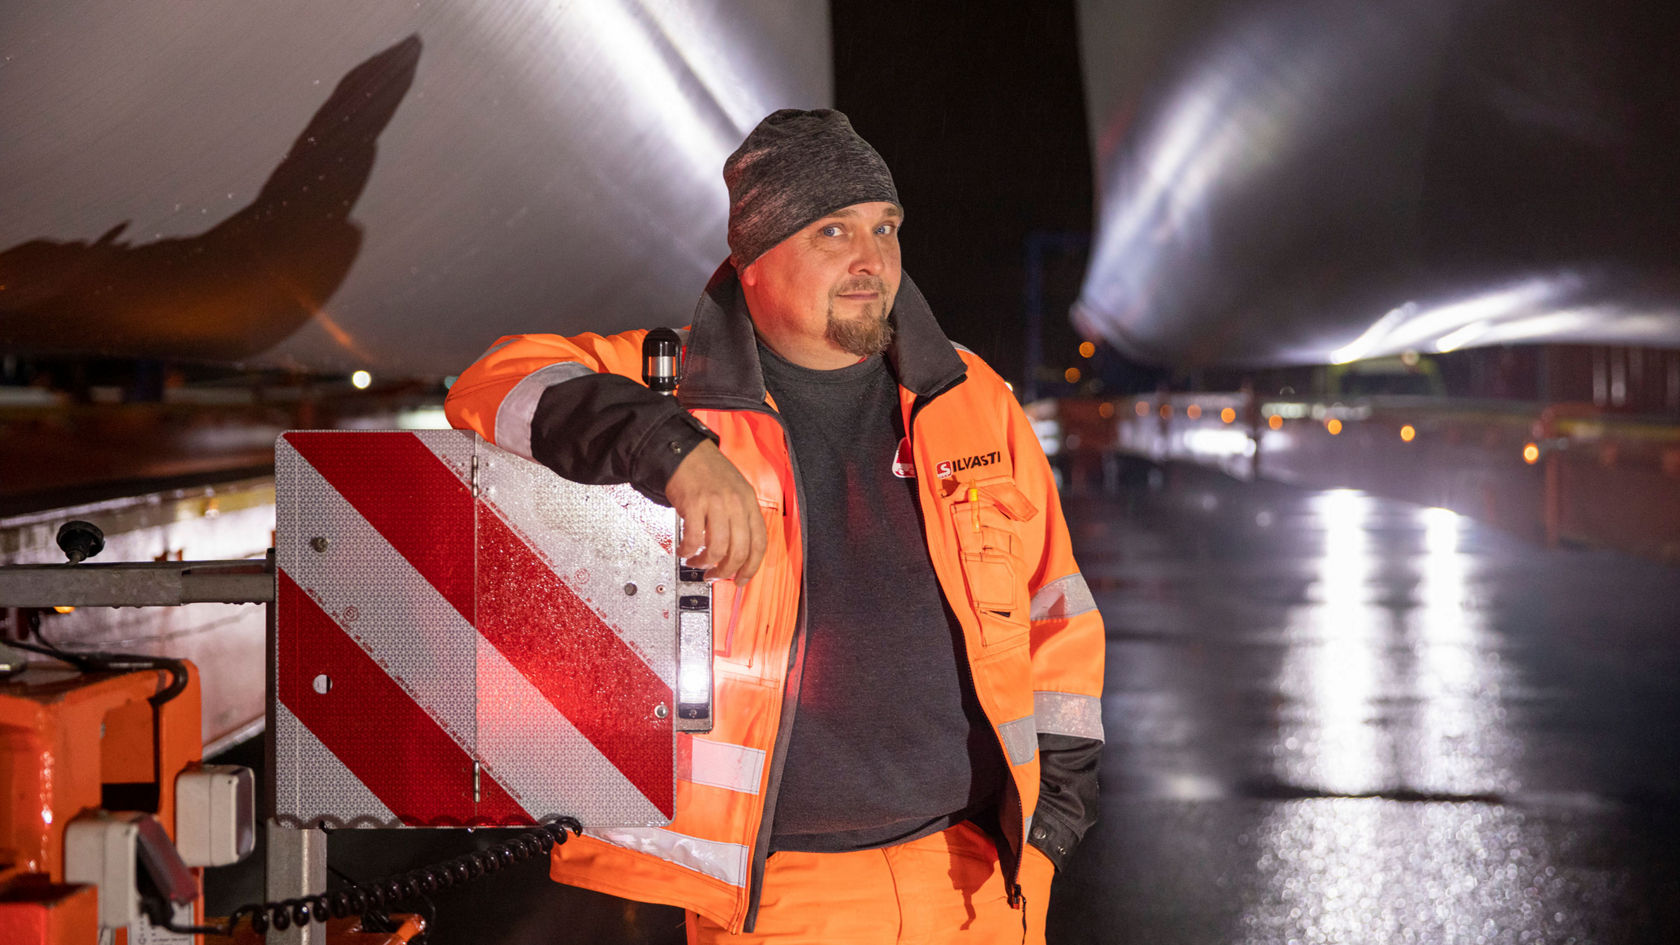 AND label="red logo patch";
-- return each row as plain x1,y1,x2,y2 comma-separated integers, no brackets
892,437,916,479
